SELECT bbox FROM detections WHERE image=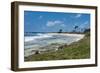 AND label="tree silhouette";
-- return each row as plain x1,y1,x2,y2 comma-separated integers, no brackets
84,28,90,33
74,25,78,32
58,29,63,33
74,26,78,30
